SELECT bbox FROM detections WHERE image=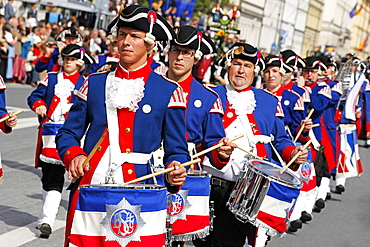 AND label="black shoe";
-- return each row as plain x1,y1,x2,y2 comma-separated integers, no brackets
313,206,321,213
315,198,325,209
326,192,331,200
300,211,312,222
334,185,345,194
287,226,298,233
290,219,302,229
37,223,52,238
